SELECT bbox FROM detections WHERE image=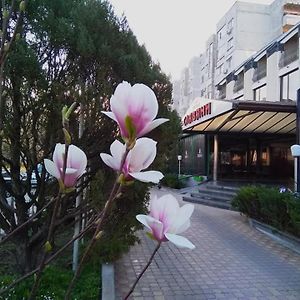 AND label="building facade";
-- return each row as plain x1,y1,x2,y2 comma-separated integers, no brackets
172,0,300,115
174,0,300,183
